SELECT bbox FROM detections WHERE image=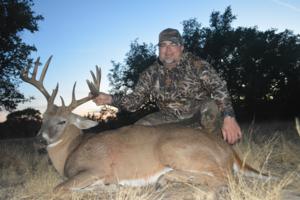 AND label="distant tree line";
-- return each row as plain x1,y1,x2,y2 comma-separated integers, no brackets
0,108,41,139
108,7,300,120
